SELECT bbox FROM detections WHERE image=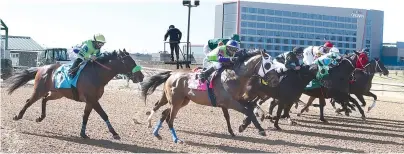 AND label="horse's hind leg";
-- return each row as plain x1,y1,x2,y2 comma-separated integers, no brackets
297,96,315,116
221,107,235,137
91,101,120,139
152,108,170,140
13,89,47,120
36,91,63,122
349,95,366,120
147,92,168,128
